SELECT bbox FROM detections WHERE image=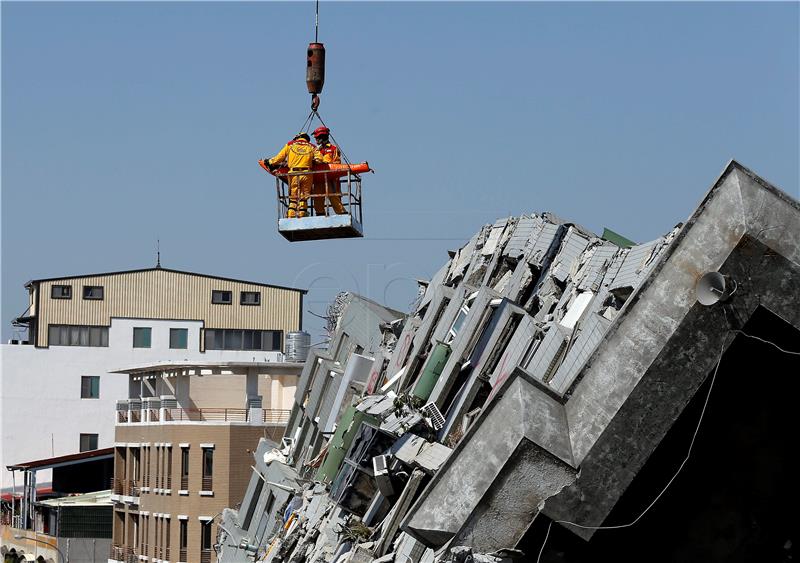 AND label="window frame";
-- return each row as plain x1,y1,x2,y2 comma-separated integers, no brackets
80,375,100,399
211,290,232,305
201,520,212,550
133,327,152,349
242,478,264,531
79,433,99,452
179,519,188,550
204,329,282,351
240,291,261,306
82,286,104,300
202,448,213,480
169,328,188,350
181,447,190,479
49,325,108,347
51,285,72,299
